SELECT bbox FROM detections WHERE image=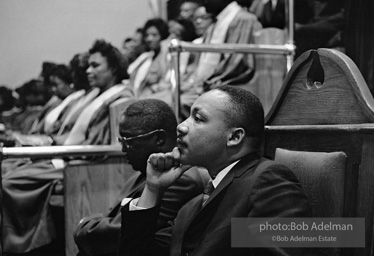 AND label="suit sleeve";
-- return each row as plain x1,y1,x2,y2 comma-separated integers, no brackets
118,203,170,256
248,164,311,218
73,208,122,255
247,163,314,256
118,168,209,256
